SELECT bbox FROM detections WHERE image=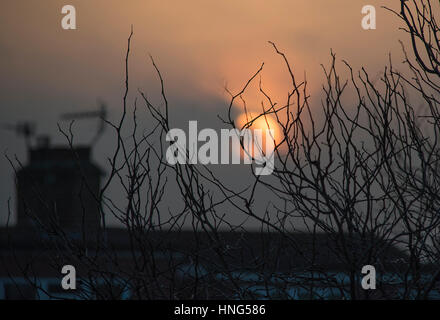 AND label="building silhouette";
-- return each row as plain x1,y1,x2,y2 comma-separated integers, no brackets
0,142,430,300
16,143,102,237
